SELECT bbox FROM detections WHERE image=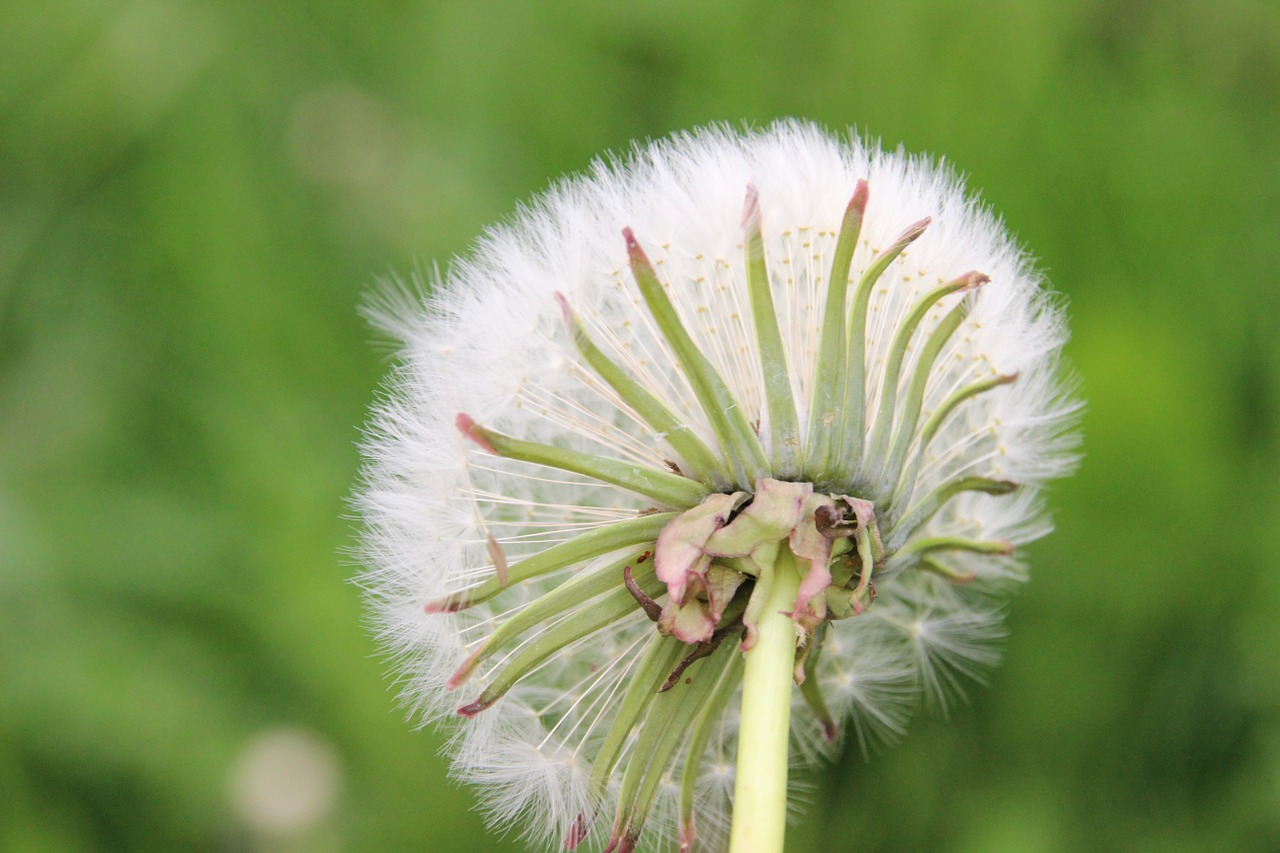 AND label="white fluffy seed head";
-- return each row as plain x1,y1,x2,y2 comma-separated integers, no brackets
355,120,1080,851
